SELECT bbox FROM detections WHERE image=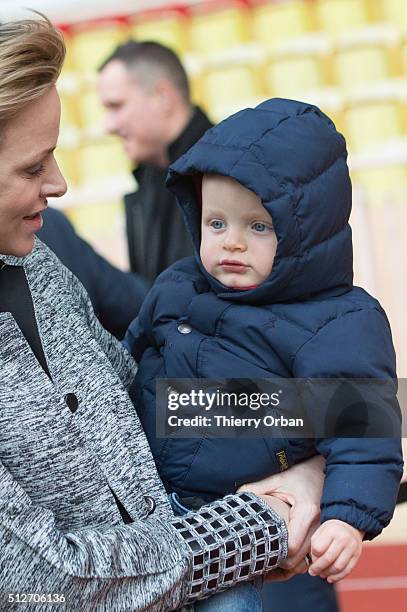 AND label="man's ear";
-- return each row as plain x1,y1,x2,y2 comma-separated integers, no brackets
154,78,177,114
